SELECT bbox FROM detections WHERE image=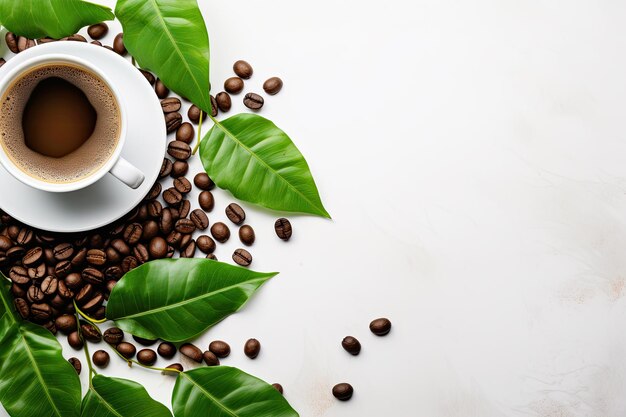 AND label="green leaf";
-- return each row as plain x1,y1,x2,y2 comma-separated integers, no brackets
0,0,114,39
200,114,330,218
106,259,275,342
115,0,211,113
81,375,172,417
172,367,299,417
0,277,81,417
